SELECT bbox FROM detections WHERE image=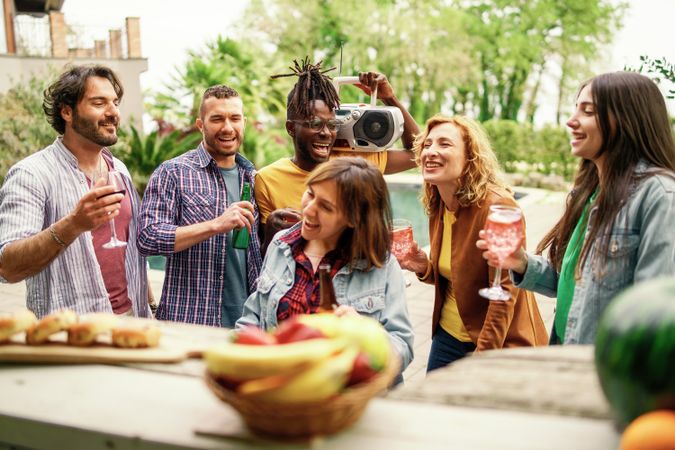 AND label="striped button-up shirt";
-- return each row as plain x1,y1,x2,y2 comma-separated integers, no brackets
137,145,262,326
0,138,151,318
